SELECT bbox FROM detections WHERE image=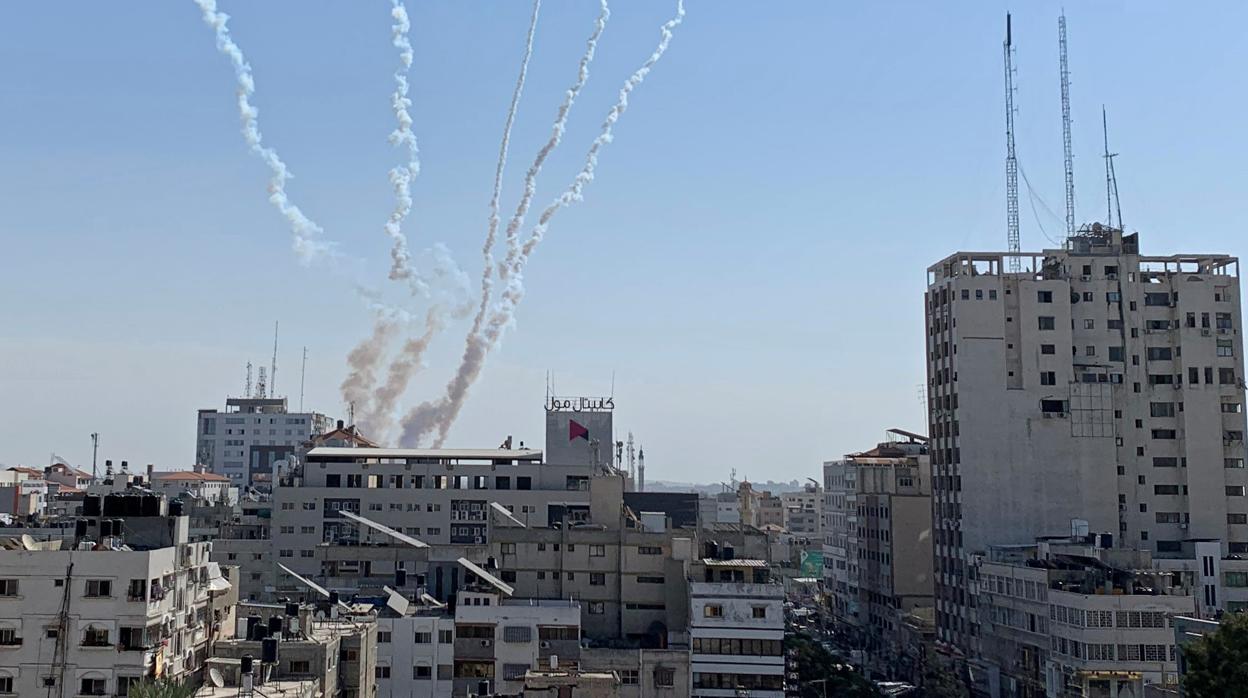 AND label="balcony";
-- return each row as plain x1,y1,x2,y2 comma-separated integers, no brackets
453,638,495,660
